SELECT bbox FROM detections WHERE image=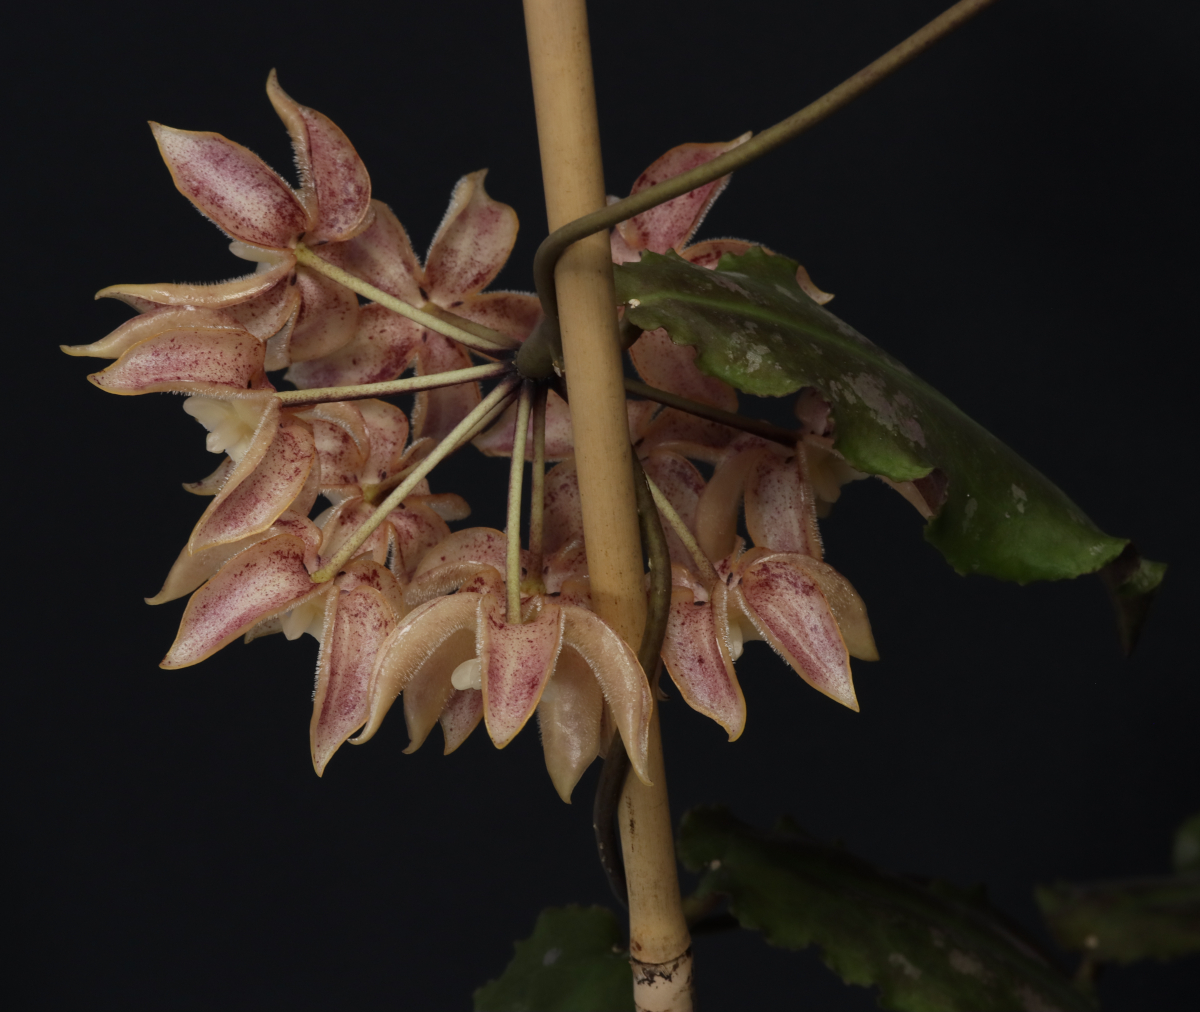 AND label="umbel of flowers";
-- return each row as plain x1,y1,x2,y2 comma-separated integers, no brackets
66,73,884,798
